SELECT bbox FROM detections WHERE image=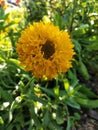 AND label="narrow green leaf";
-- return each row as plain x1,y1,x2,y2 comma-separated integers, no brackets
72,39,81,53
39,87,55,97
78,60,90,80
79,85,98,98
0,87,13,101
42,110,50,128
25,94,47,105
76,97,98,108
48,120,62,130
67,97,80,109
